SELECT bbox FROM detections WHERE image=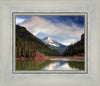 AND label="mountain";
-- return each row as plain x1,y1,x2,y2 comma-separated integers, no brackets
16,25,60,57
42,37,67,55
63,33,84,56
